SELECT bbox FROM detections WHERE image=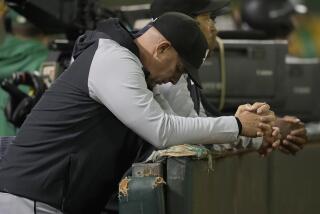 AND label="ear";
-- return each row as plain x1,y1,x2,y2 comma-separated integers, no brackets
154,41,171,59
